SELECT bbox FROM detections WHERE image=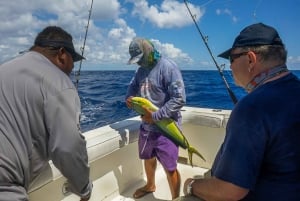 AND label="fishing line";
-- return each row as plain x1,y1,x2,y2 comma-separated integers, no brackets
183,0,238,104
253,0,263,22
75,0,94,89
